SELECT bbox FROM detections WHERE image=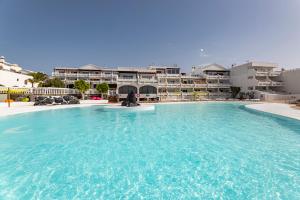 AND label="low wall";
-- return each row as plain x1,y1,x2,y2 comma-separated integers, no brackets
0,102,34,107
258,92,300,102
80,100,109,104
